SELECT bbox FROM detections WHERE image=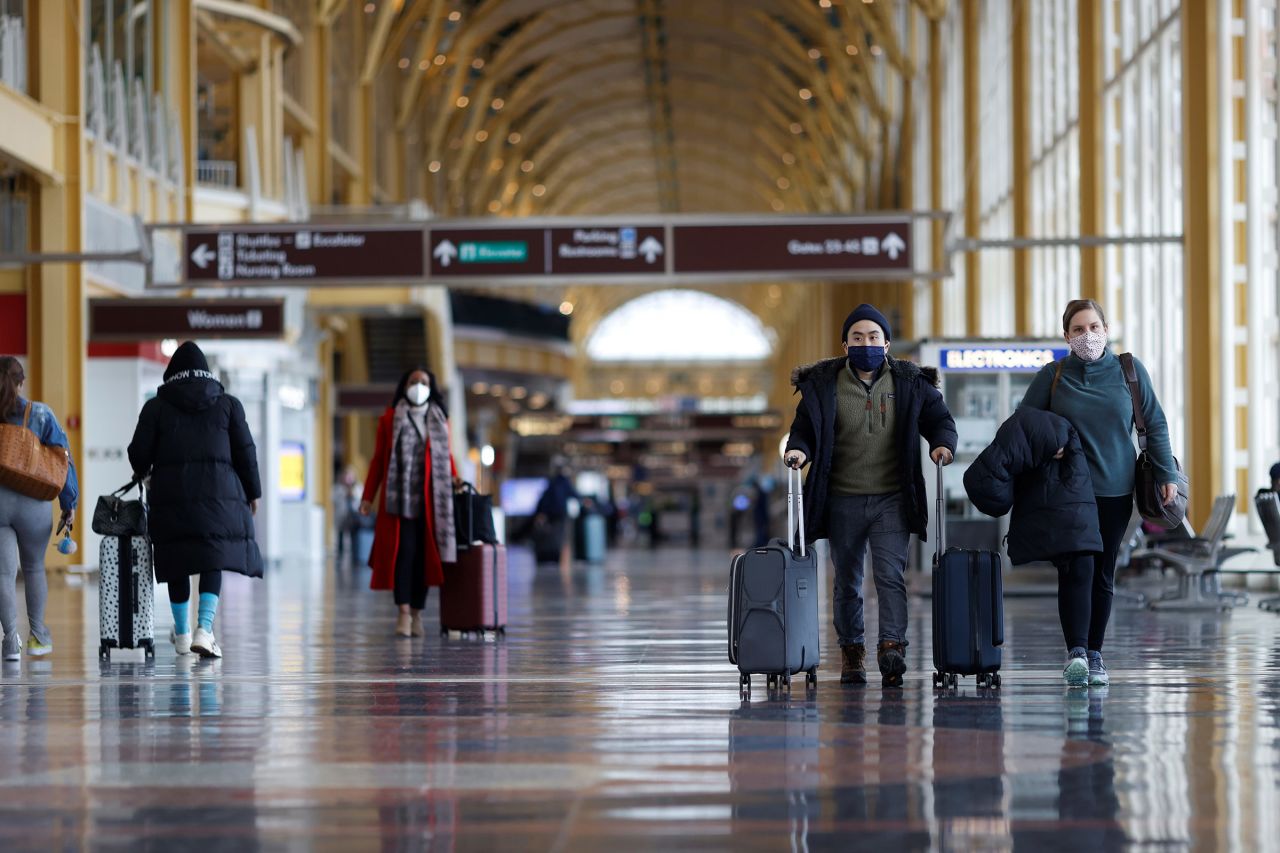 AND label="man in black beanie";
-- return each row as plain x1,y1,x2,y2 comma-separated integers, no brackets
784,304,956,687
